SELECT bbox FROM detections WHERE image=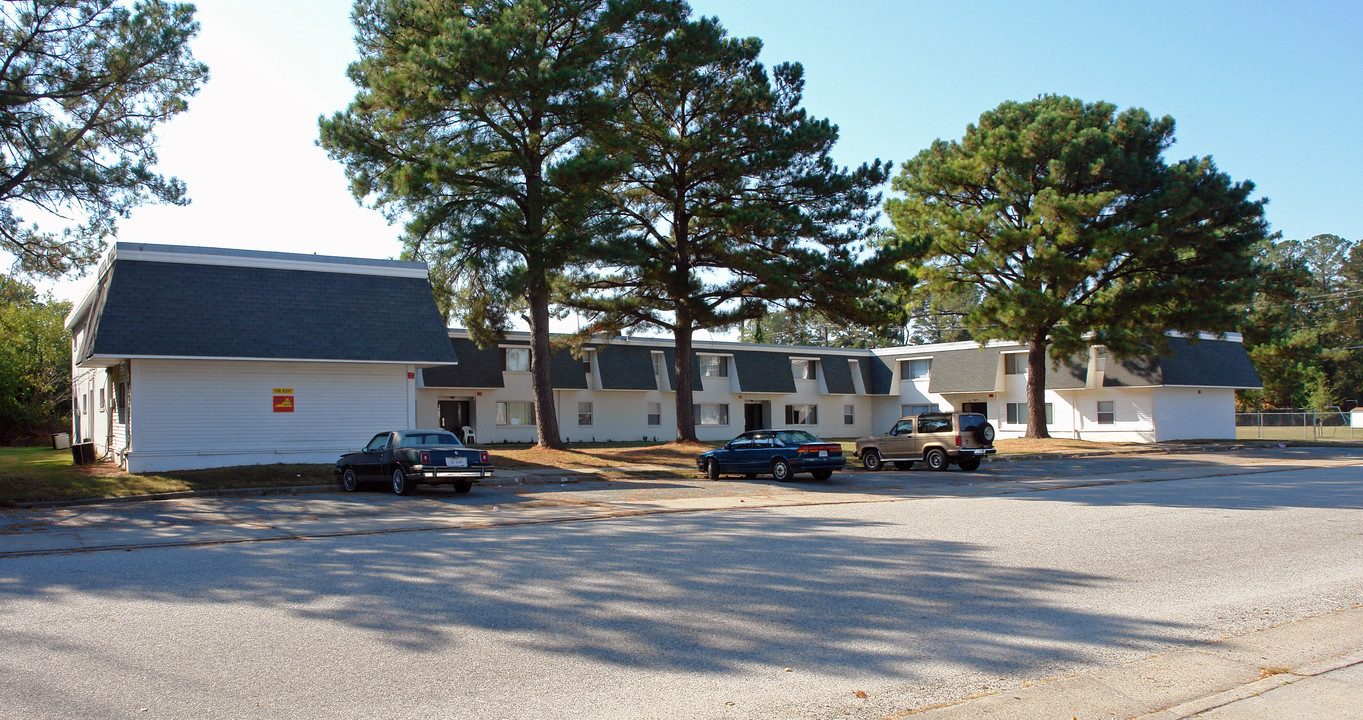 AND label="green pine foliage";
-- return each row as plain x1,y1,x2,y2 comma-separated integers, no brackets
563,15,892,440
320,0,682,449
885,95,1270,437
1239,234,1362,411
0,276,71,440
0,0,207,277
